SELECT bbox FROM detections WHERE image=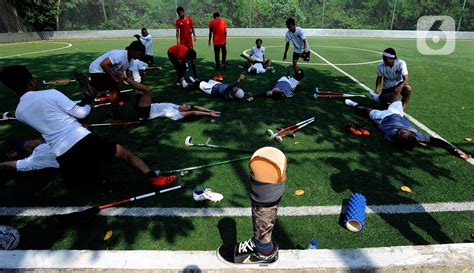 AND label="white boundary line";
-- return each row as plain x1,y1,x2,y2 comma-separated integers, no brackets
0,244,473,270
0,42,72,59
310,49,474,166
1,202,473,217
